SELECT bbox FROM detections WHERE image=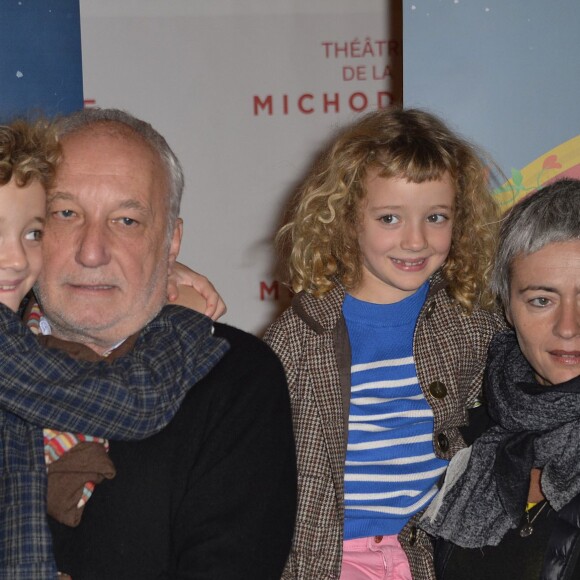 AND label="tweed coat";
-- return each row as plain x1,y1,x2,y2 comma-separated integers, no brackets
263,272,505,580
